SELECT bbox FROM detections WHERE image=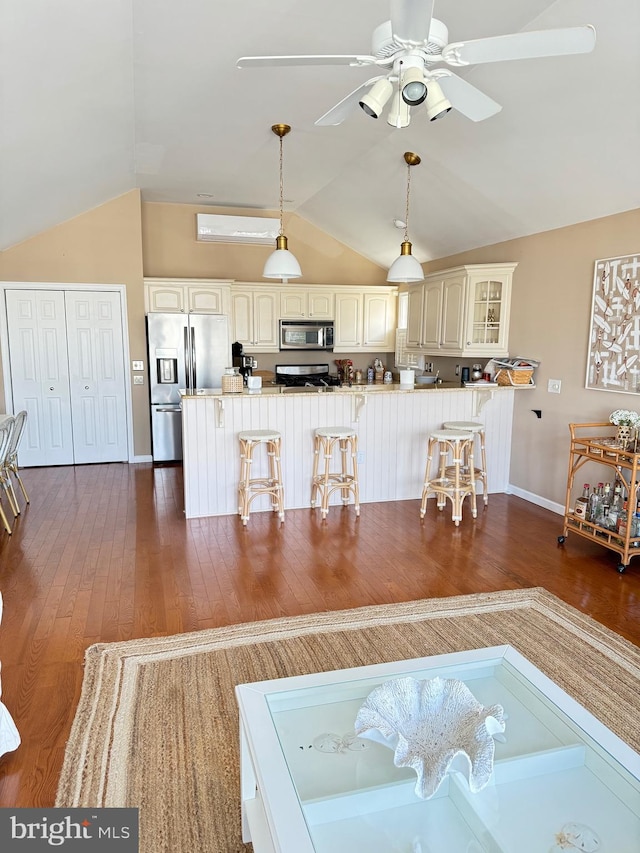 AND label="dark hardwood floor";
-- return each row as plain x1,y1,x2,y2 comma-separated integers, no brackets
0,462,639,807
